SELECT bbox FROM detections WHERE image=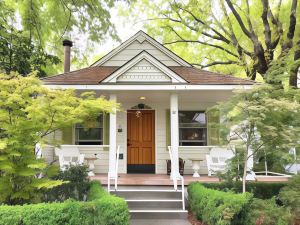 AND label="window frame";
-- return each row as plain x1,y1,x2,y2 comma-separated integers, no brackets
74,115,104,145
178,110,208,146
